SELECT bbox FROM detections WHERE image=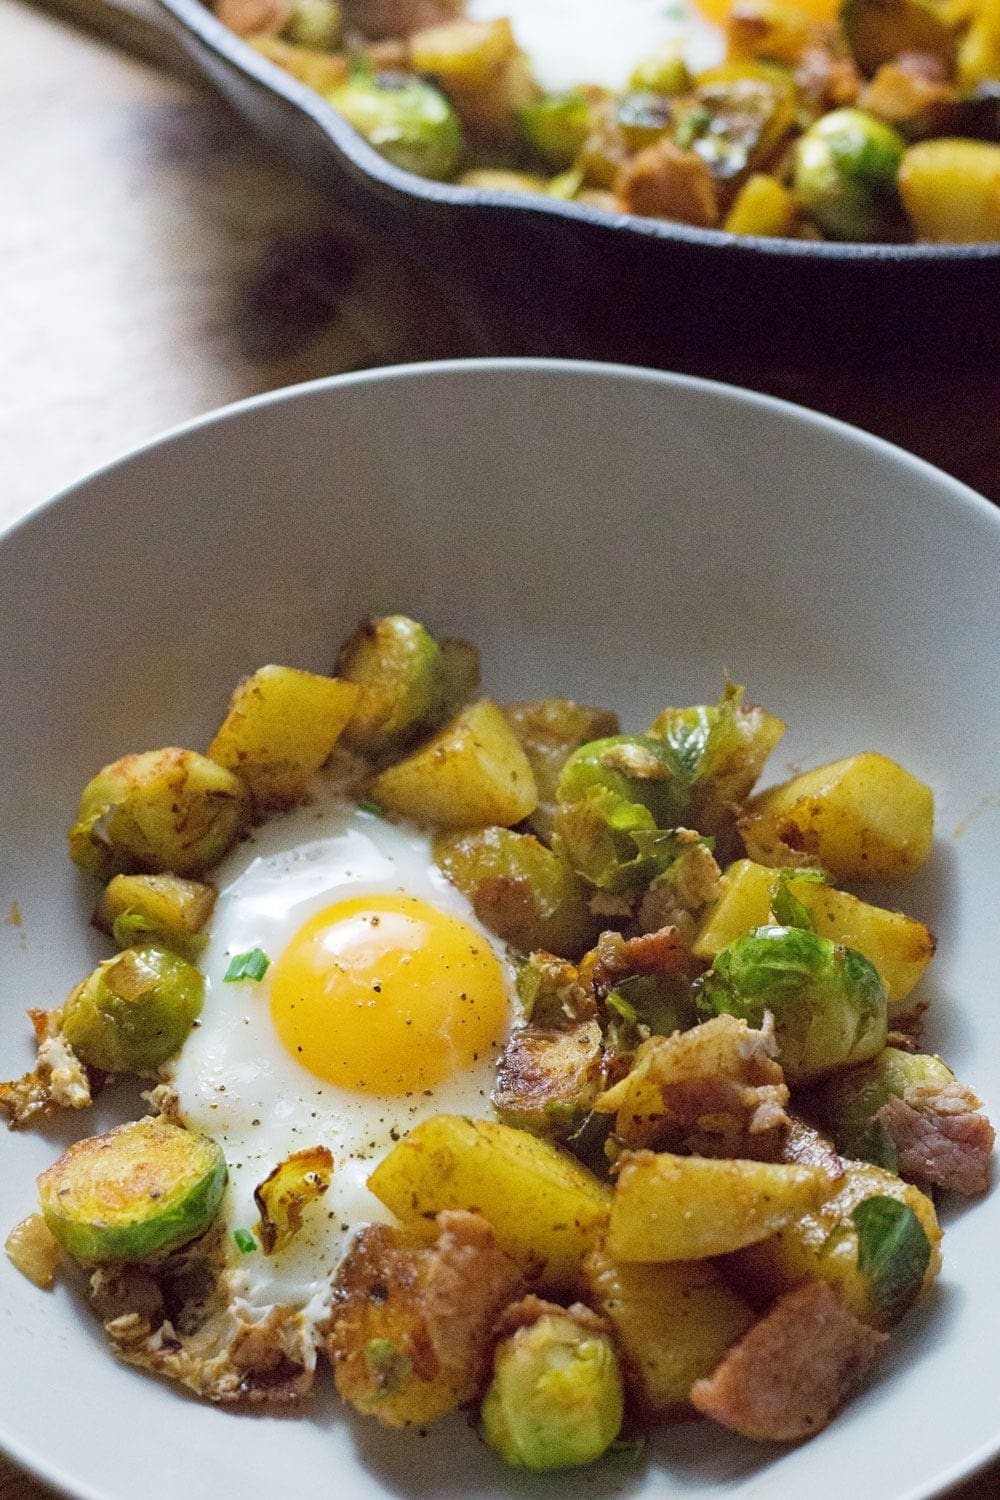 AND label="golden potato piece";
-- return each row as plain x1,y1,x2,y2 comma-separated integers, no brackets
739,753,933,881
608,1152,830,1262
208,665,359,810
692,859,775,960
366,1114,610,1292
328,1211,523,1428
693,860,934,1011
371,698,538,829
899,139,1000,244
583,1248,754,1417
725,1158,941,1329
